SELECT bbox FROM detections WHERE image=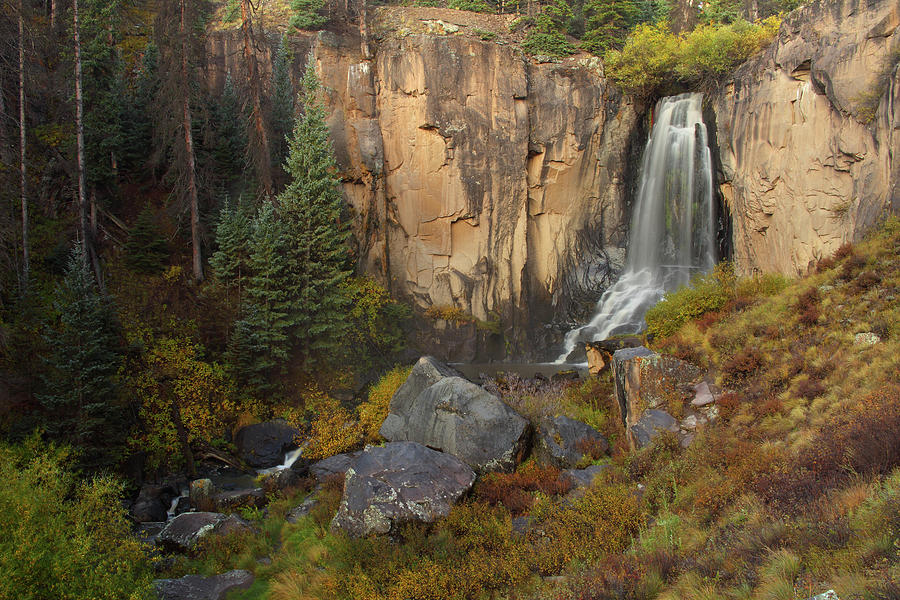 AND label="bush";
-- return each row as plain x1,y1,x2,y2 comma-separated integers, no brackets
448,0,492,12
357,365,412,443
0,439,153,599
521,30,576,57
645,263,736,339
604,17,781,96
475,461,572,515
